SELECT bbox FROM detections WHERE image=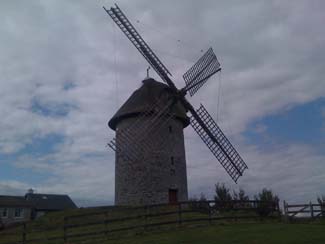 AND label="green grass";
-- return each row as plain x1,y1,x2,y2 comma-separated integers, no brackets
105,222,325,244
0,206,324,244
